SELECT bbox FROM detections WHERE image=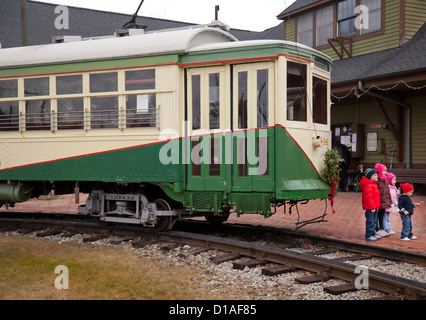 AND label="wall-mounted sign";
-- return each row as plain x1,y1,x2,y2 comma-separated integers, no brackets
367,132,378,152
